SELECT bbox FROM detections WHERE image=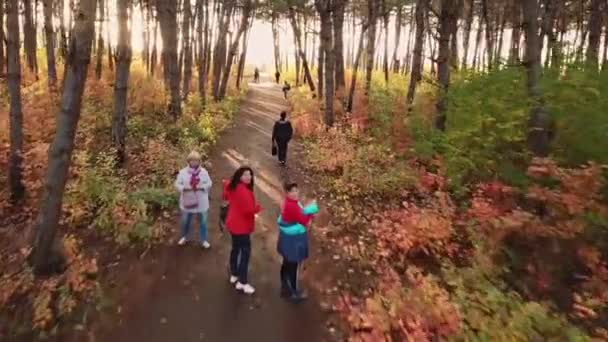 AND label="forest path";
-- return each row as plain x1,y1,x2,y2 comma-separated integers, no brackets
92,75,330,342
